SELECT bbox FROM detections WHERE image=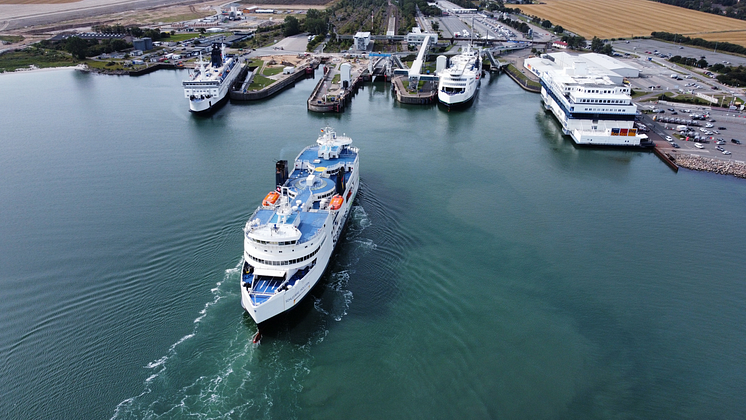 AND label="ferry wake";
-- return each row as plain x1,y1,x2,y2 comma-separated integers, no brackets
241,127,360,326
